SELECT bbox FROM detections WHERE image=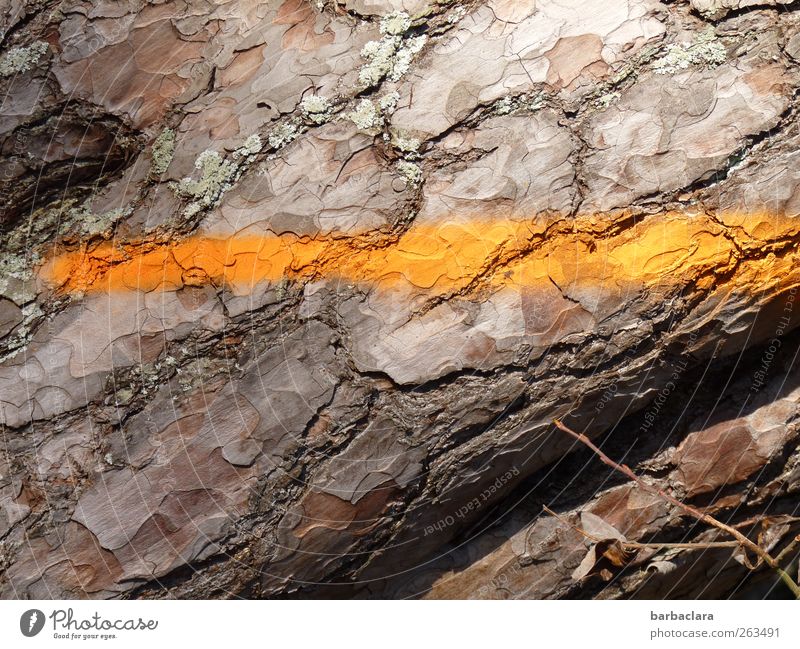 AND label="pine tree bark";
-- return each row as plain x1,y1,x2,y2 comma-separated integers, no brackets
1,0,799,599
